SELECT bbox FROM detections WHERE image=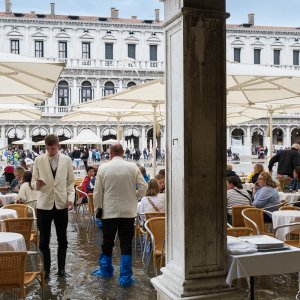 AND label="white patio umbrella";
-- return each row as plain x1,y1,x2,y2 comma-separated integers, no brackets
12,139,36,145
227,62,300,155
101,139,118,145
64,79,165,175
60,130,102,145
0,52,64,103
0,104,41,120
